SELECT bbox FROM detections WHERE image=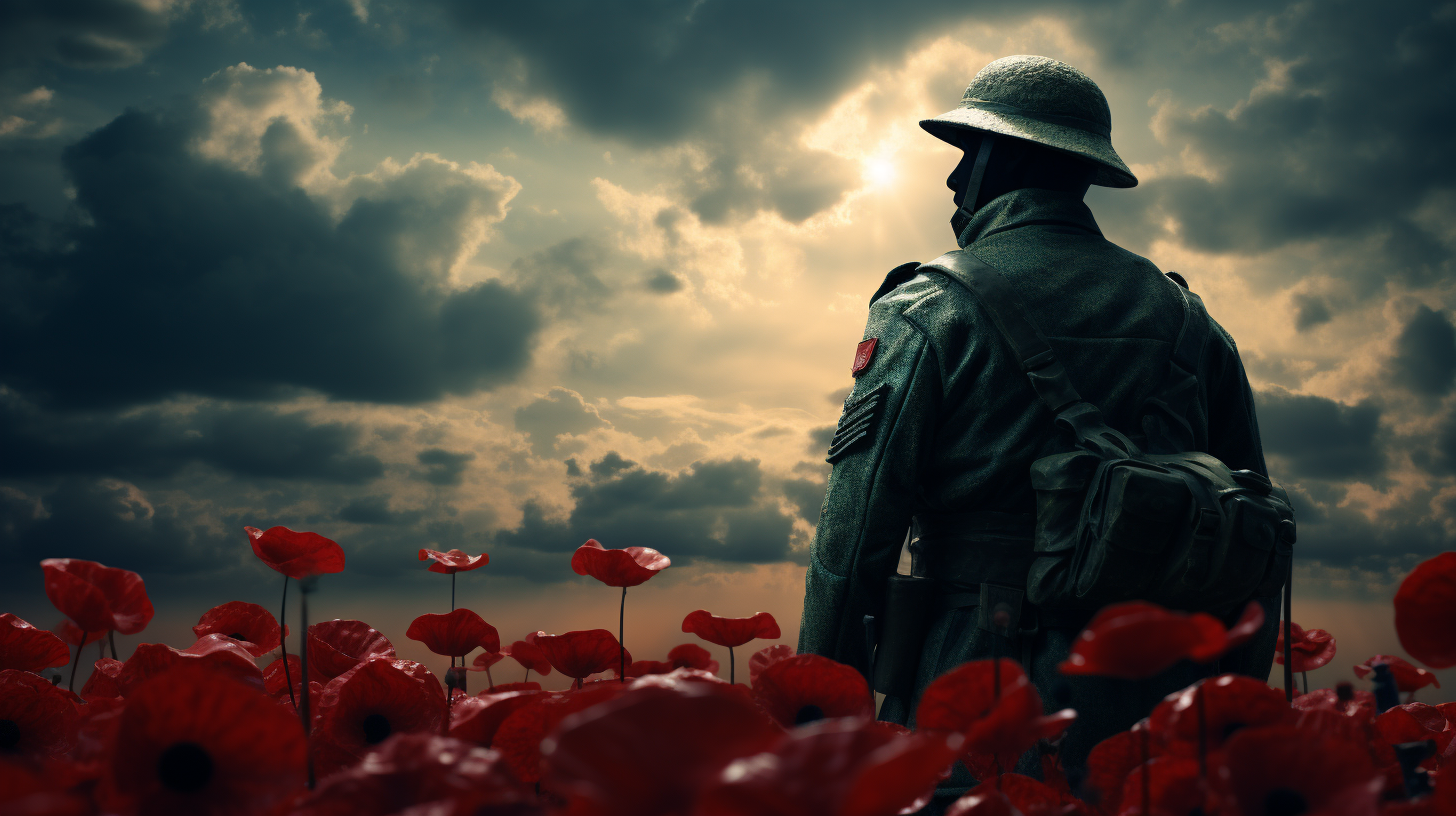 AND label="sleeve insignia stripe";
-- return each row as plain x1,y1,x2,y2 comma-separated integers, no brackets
826,383,889,463
851,338,878,376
